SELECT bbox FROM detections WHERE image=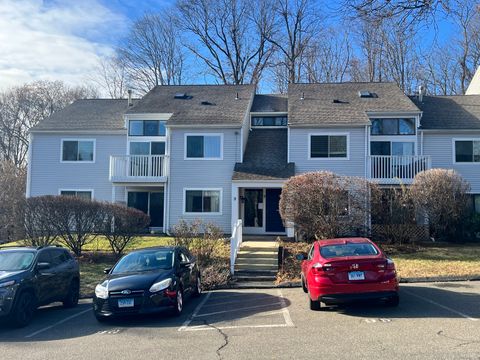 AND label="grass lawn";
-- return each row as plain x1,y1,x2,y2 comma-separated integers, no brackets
277,241,480,284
